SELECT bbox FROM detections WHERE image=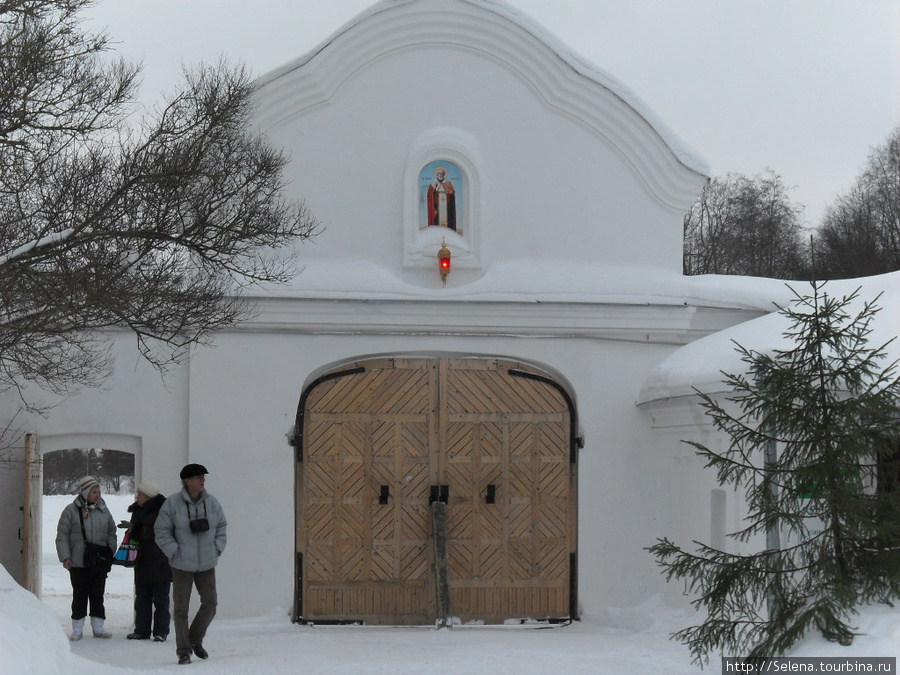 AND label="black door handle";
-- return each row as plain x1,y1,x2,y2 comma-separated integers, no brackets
379,485,390,504
486,484,496,504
